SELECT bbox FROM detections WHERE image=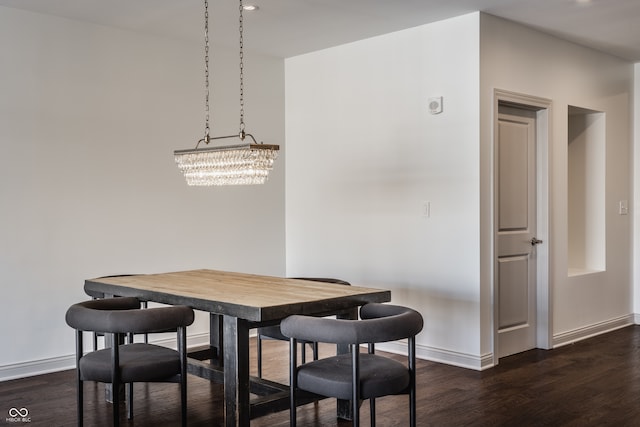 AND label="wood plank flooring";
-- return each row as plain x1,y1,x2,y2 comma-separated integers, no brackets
3,325,640,426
